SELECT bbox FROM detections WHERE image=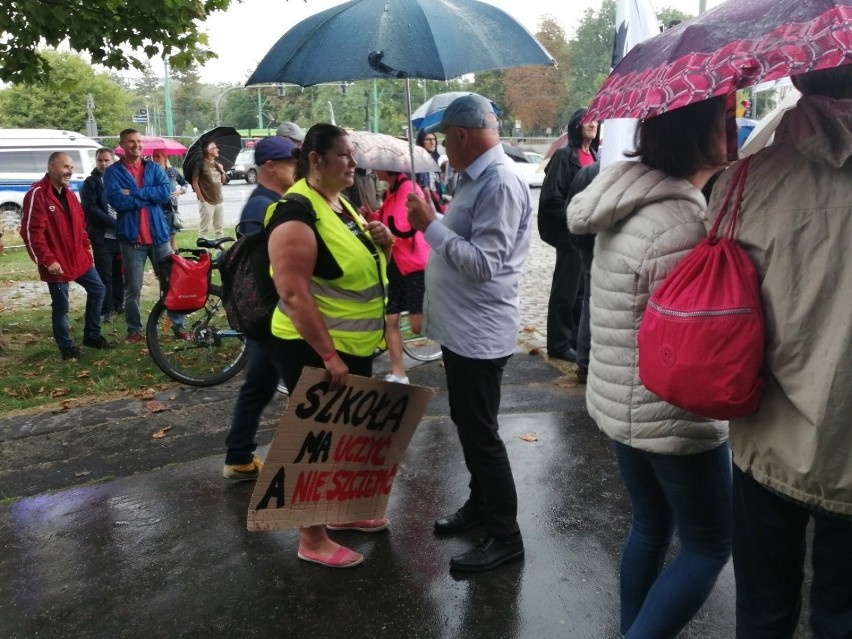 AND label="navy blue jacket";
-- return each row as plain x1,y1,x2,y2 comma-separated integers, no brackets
80,168,116,245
